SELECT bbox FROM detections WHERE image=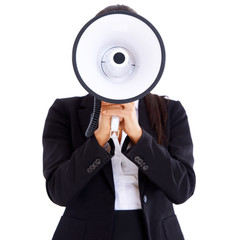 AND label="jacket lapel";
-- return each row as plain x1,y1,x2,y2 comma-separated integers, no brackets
138,97,160,197
138,97,158,141
102,159,115,194
77,94,94,137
